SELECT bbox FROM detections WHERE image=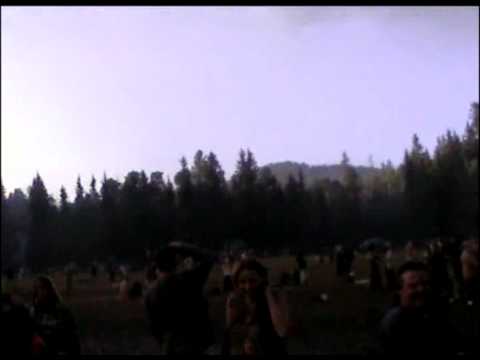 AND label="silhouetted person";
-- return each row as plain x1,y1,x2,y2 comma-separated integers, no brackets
31,276,81,355
445,237,464,299
369,249,384,292
2,268,15,295
384,246,397,291
144,242,216,354
405,241,417,262
335,245,345,277
450,239,479,355
296,252,307,286
222,255,234,295
64,264,74,298
90,263,98,279
107,263,116,283
118,273,130,302
429,241,452,305
344,247,355,280
145,262,157,289
2,292,36,356
379,262,454,355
